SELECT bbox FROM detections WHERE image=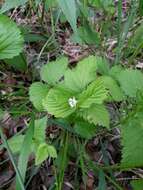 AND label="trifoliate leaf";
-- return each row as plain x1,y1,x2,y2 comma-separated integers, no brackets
74,121,96,139
29,82,49,111
78,79,107,108
35,143,49,165
117,69,143,98
78,104,110,128
64,56,97,93
121,112,143,167
43,87,76,118
0,15,23,59
34,116,47,144
131,179,143,190
40,57,68,85
101,76,124,101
